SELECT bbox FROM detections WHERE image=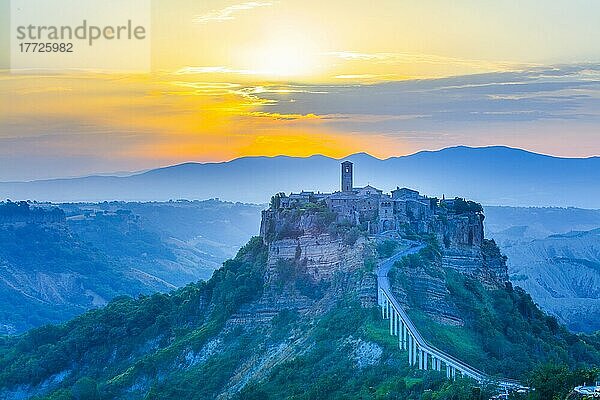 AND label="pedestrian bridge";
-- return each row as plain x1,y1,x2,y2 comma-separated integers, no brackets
376,242,527,392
